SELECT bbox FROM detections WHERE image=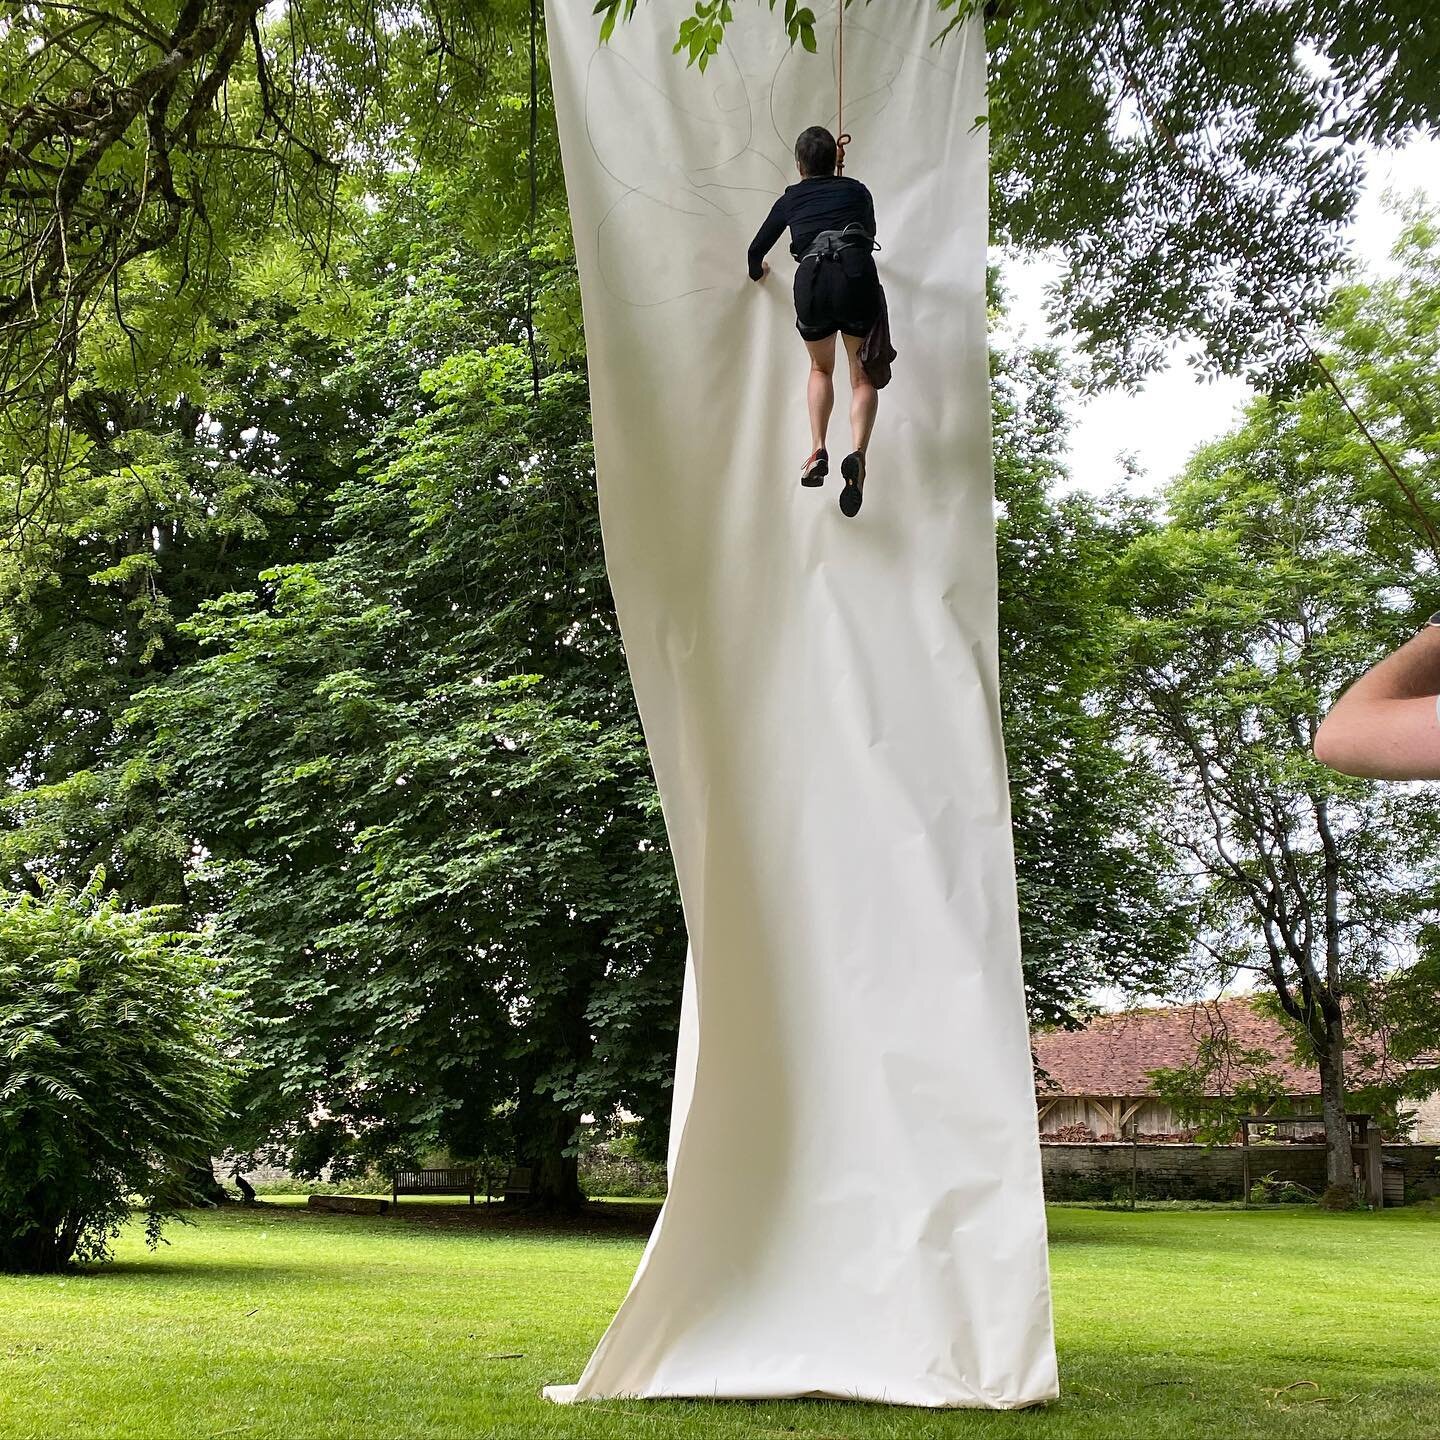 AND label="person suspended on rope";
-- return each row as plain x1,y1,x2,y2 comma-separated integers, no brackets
747,125,891,519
